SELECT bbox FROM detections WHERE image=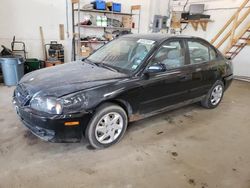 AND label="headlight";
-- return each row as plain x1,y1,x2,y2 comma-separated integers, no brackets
30,95,63,115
